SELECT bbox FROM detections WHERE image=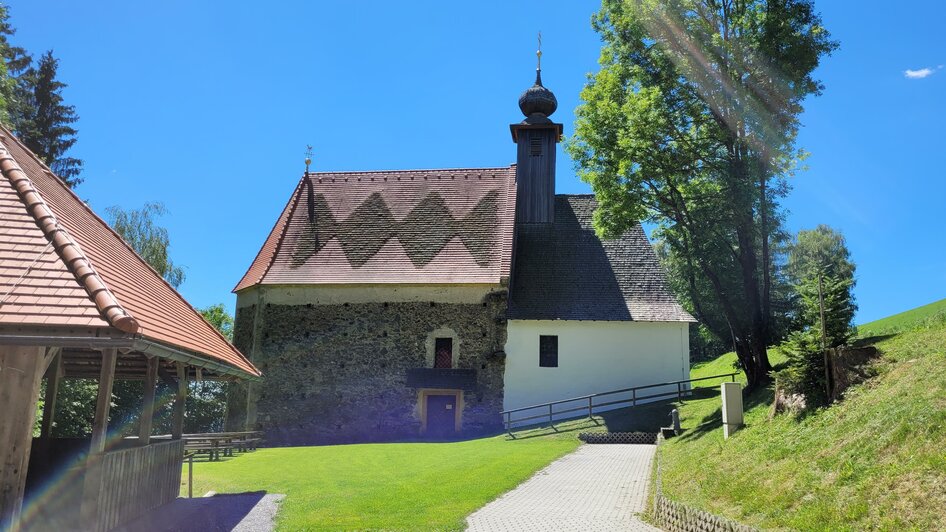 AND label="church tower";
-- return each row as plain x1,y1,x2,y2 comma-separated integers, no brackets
510,41,563,224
